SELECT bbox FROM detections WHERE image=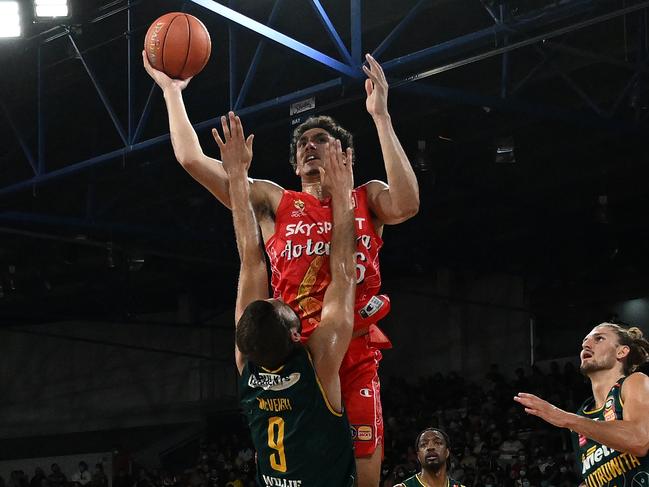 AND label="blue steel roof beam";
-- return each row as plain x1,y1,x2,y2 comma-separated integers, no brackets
389,1,649,88
234,0,284,110
382,0,597,72
67,34,129,148
0,78,342,198
610,71,642,116
400,81,639,132
371,0,430,60
194,78,343,132
351,0,362,63
187,0,360,78
309,0,354,65
0,98,37,175
535,45,604,115
132,83,156,145
511,55,550,96
0,211,218,243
